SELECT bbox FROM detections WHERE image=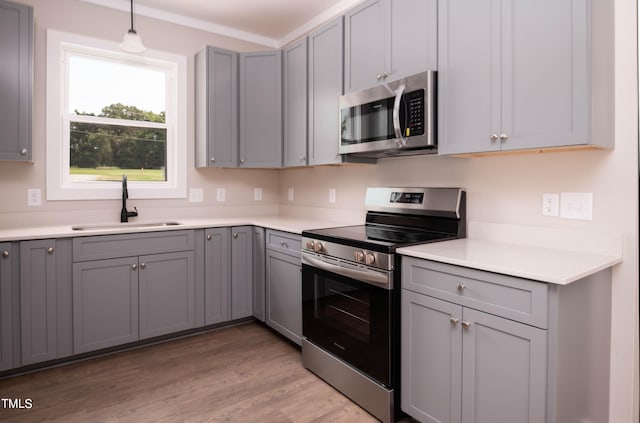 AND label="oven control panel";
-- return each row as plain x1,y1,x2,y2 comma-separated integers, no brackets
302,237,393,271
